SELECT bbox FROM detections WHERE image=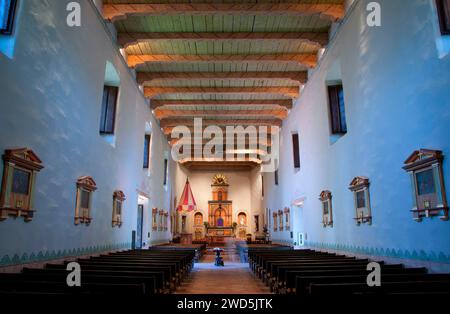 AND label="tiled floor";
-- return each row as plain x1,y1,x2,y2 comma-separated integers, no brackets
176,255,272,294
